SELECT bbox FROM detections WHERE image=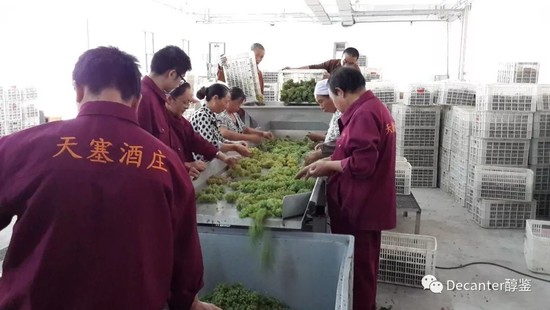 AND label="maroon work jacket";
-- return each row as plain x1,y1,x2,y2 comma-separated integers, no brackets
168,112,218,163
